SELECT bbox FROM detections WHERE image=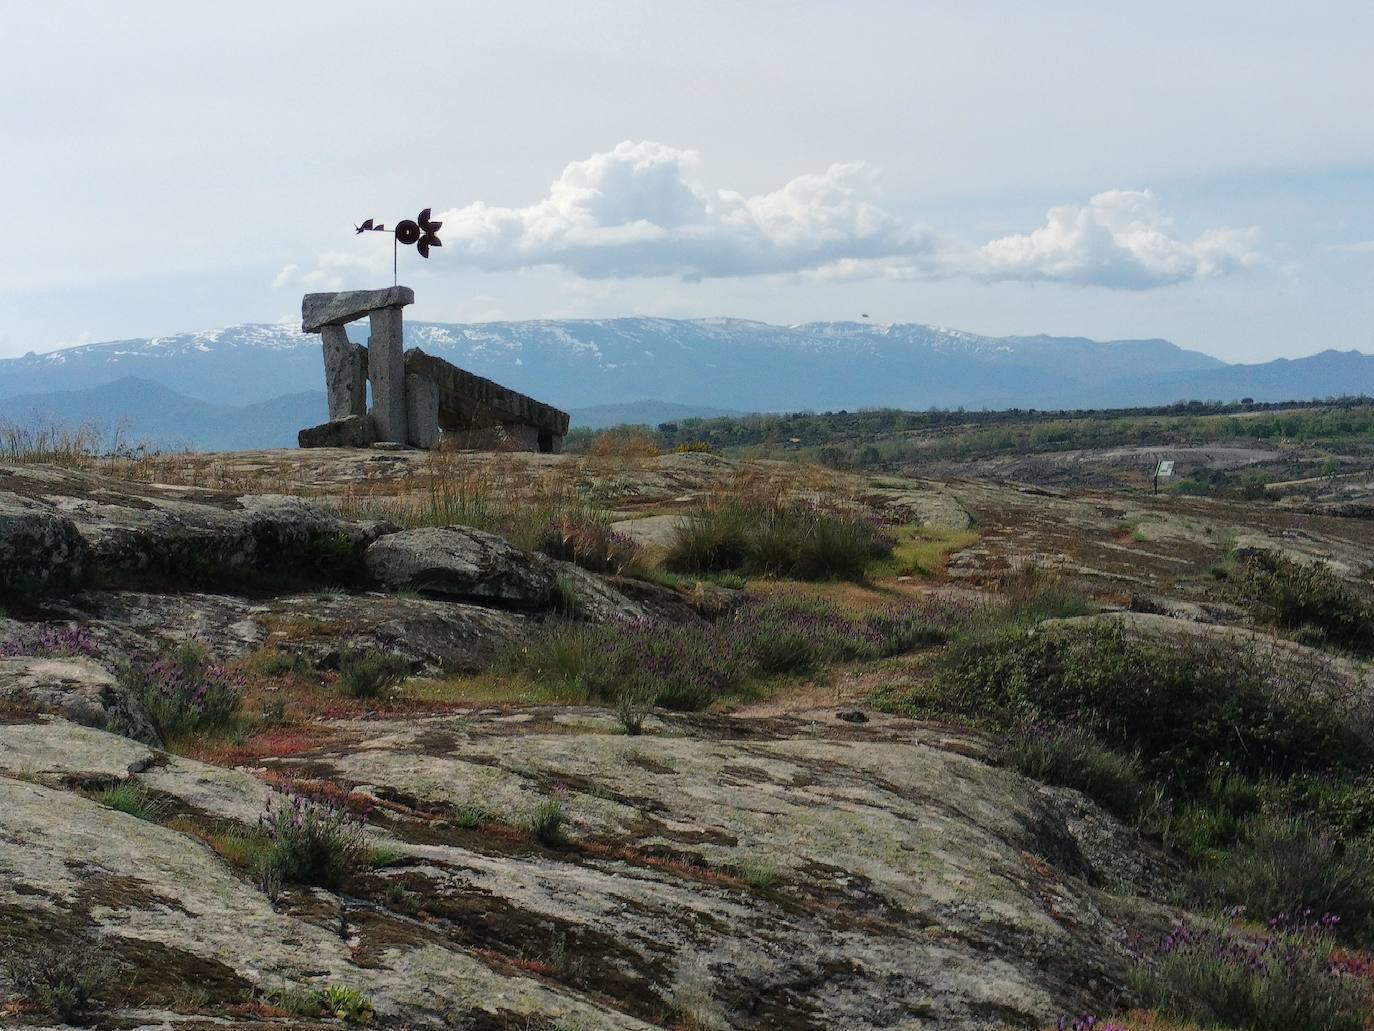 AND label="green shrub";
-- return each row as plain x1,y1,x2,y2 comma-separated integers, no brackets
124,641,244,742
1135,918,1374,1031
303,531,358,576
1160,773,1266,860
248,649,312,677
667,506,751,574
932,621,1371,789
999,724,1145,818
1,933,116,1023
1235,551,1374,654
453,804,493,829
665,501,892,582
337,649,408,699
524,797,566,845
1189,813,1374,939
254,792,367,891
